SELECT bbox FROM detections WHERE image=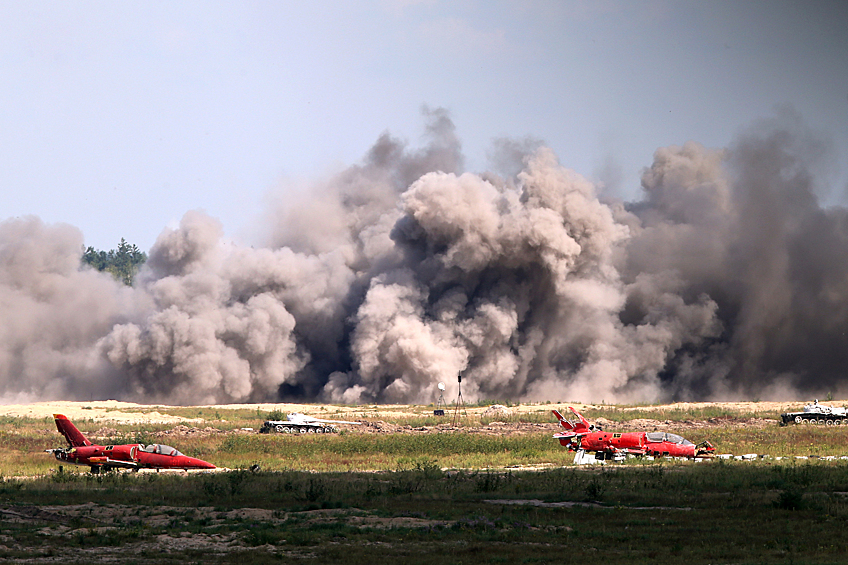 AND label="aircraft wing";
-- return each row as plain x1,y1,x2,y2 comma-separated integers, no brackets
553,431,586,440
87,457,140,469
